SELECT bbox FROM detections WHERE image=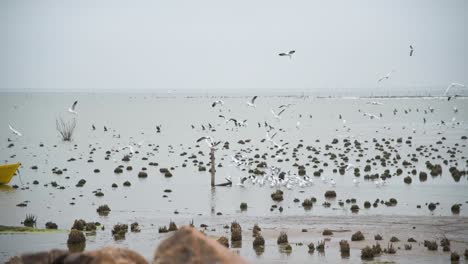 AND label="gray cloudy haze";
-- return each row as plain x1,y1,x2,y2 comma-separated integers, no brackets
0,0,467,94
